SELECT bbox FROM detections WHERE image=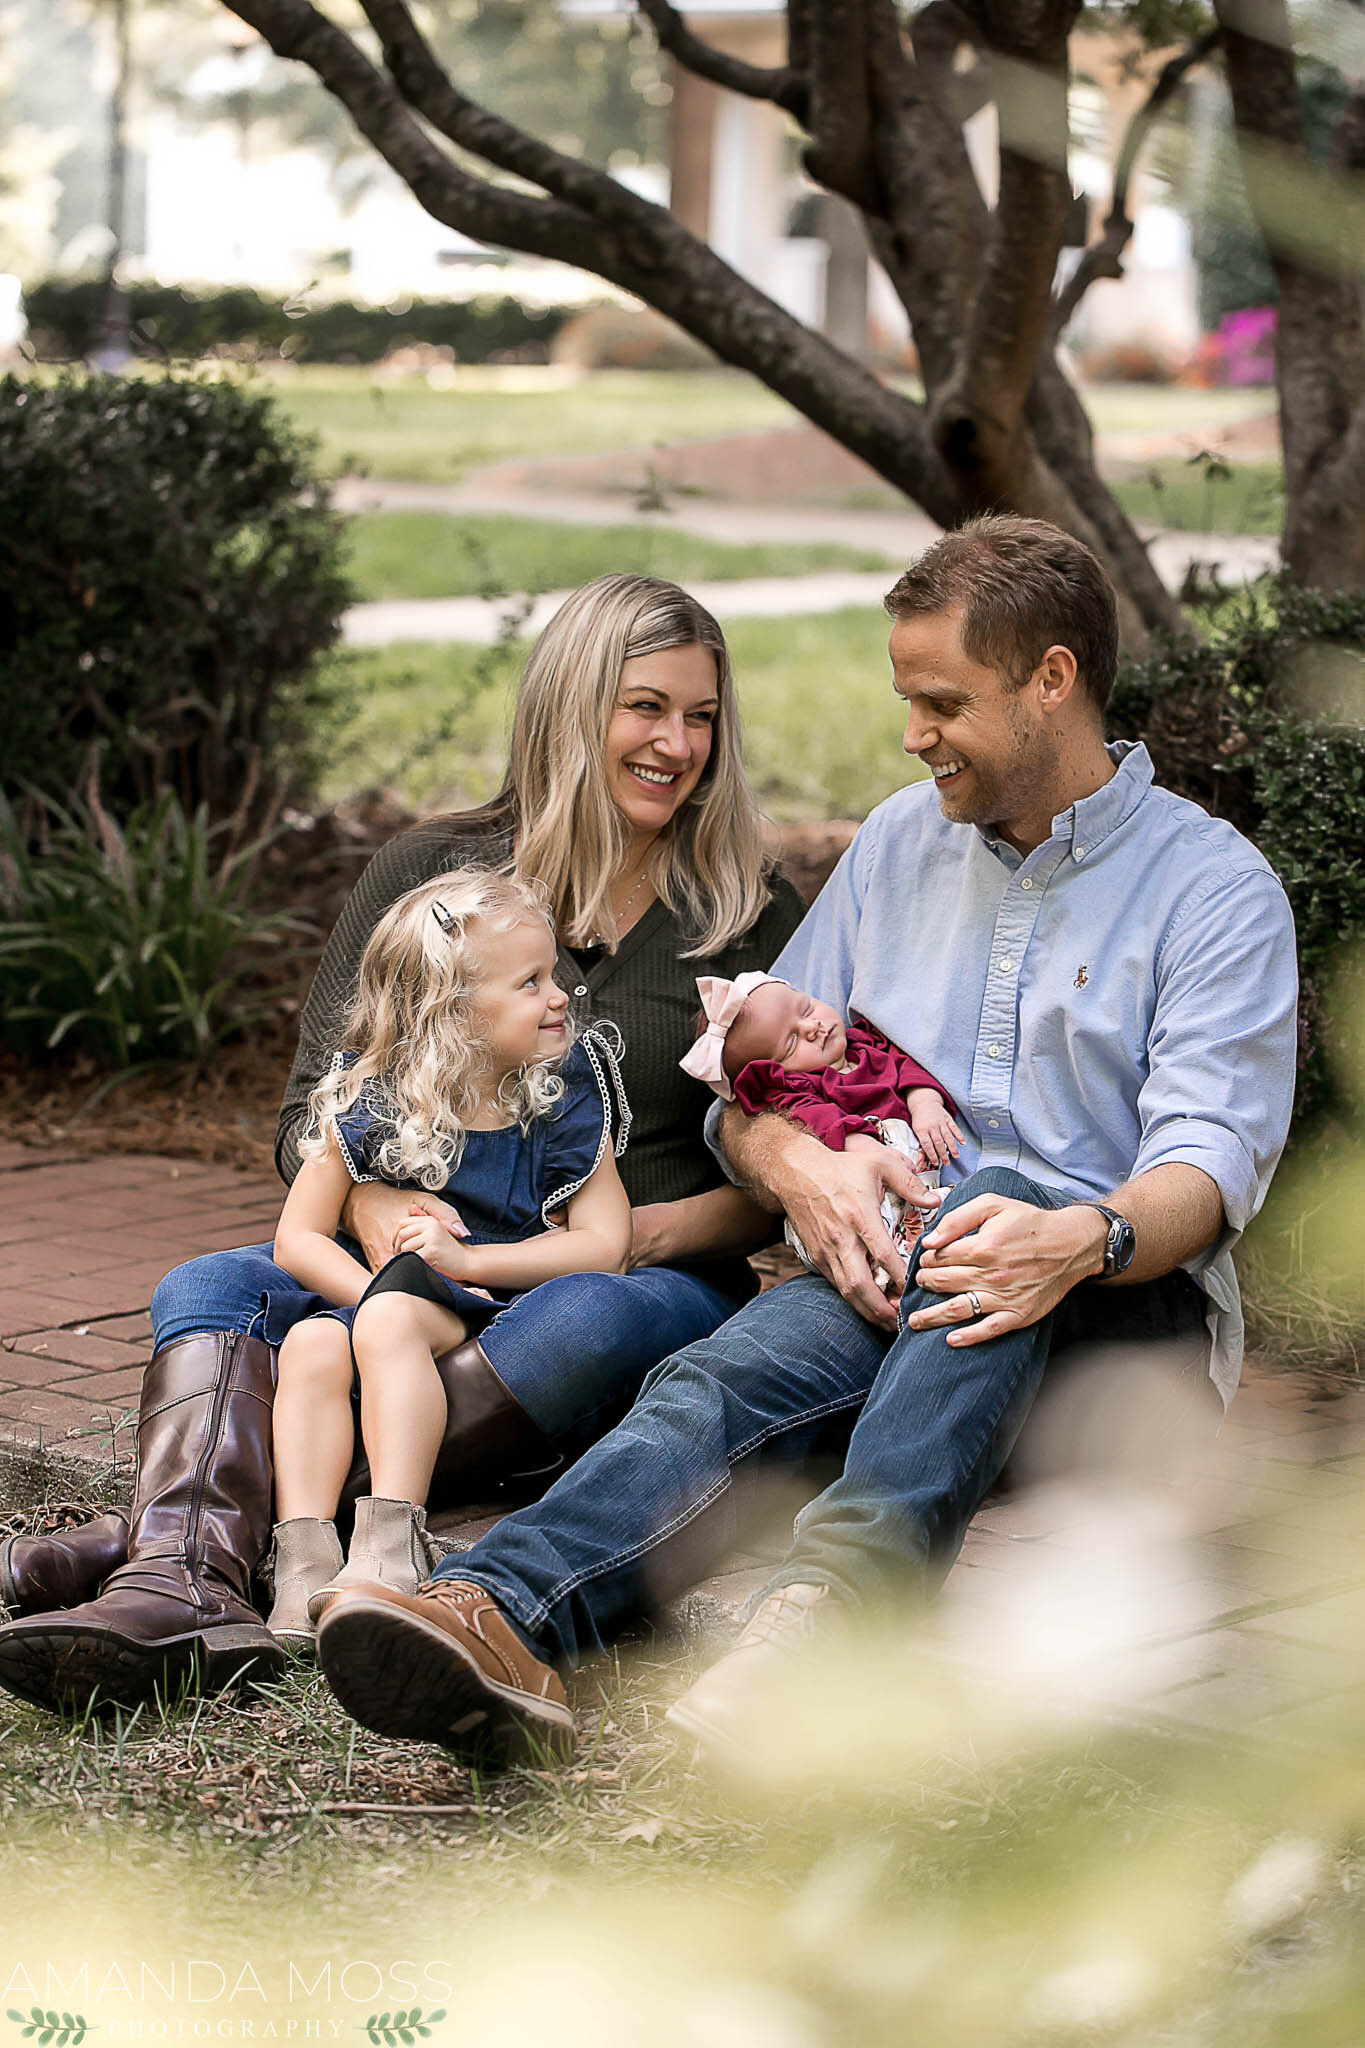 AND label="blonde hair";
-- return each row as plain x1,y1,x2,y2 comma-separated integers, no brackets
302,868,572,1192
503,573,770,957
